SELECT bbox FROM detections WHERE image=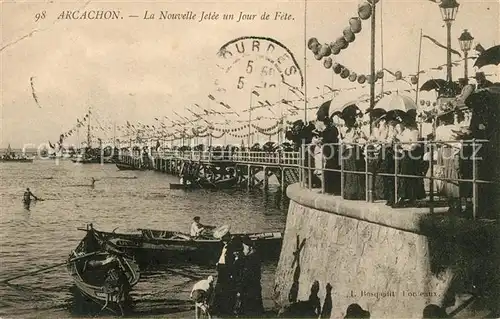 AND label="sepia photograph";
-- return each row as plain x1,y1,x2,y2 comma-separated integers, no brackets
1,0,499,318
